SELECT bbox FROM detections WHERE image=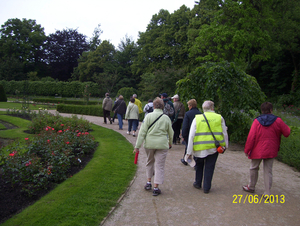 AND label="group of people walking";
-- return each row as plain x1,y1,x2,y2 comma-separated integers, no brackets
103,92,291,197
